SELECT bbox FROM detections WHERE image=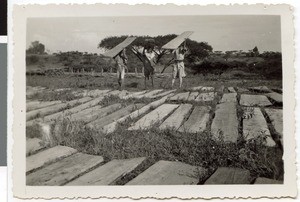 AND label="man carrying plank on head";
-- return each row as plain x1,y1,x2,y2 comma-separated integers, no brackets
102,37,136,89
162,31,193,89
113,48,128,88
